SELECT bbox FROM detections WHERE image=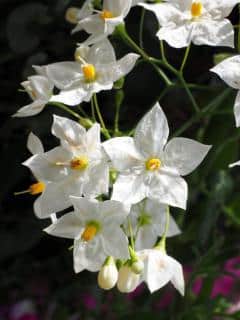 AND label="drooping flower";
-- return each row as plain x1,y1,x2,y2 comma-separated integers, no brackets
44,197,129,272
72,0,132,44
46,39,139,106
103,103,211,209
140,0,239,48
13,74,53,117
138,248,185,295
211,55,240,127
98,256,119,290
128,199,181,250
117,265,141,293
24,116,109,218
